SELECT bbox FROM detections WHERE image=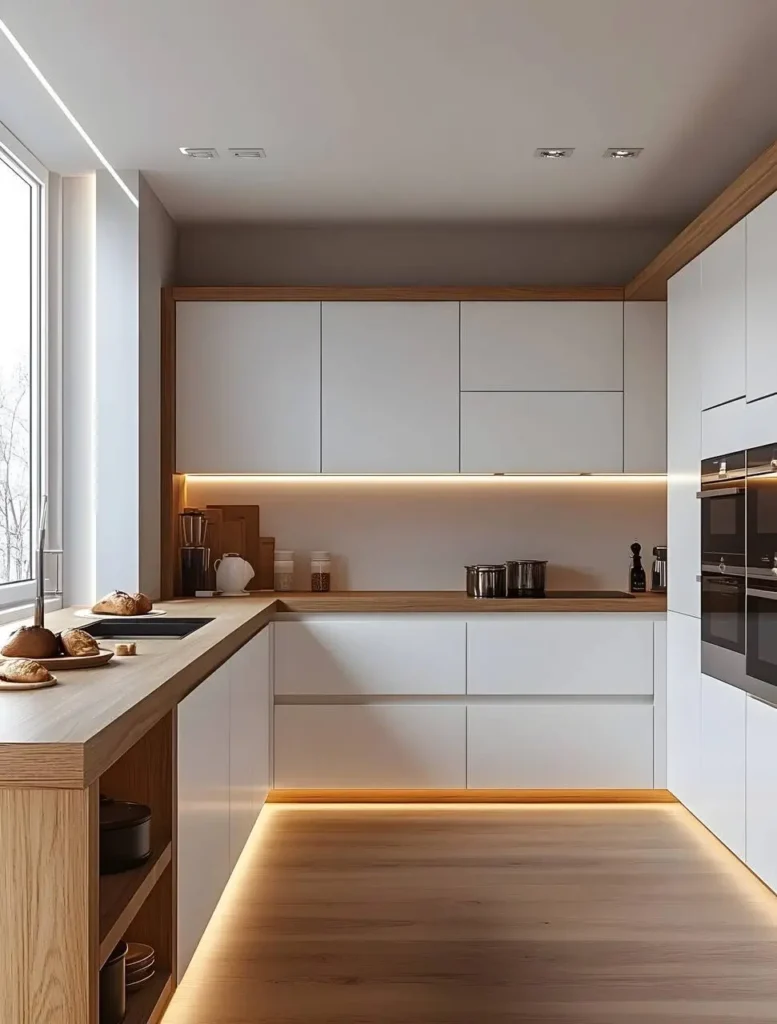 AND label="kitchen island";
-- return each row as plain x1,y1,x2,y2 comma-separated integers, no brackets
0,590,666,1023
